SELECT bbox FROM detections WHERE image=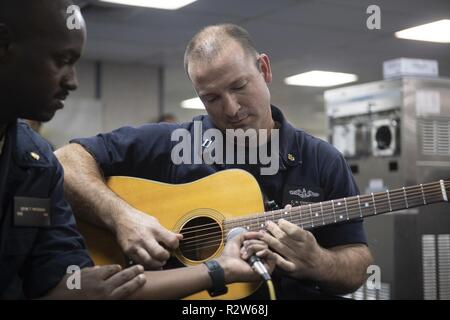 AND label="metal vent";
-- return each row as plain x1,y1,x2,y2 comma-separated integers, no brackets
422,234,437,300
419,119,450,156
438,235,450,300
422,234,450,300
